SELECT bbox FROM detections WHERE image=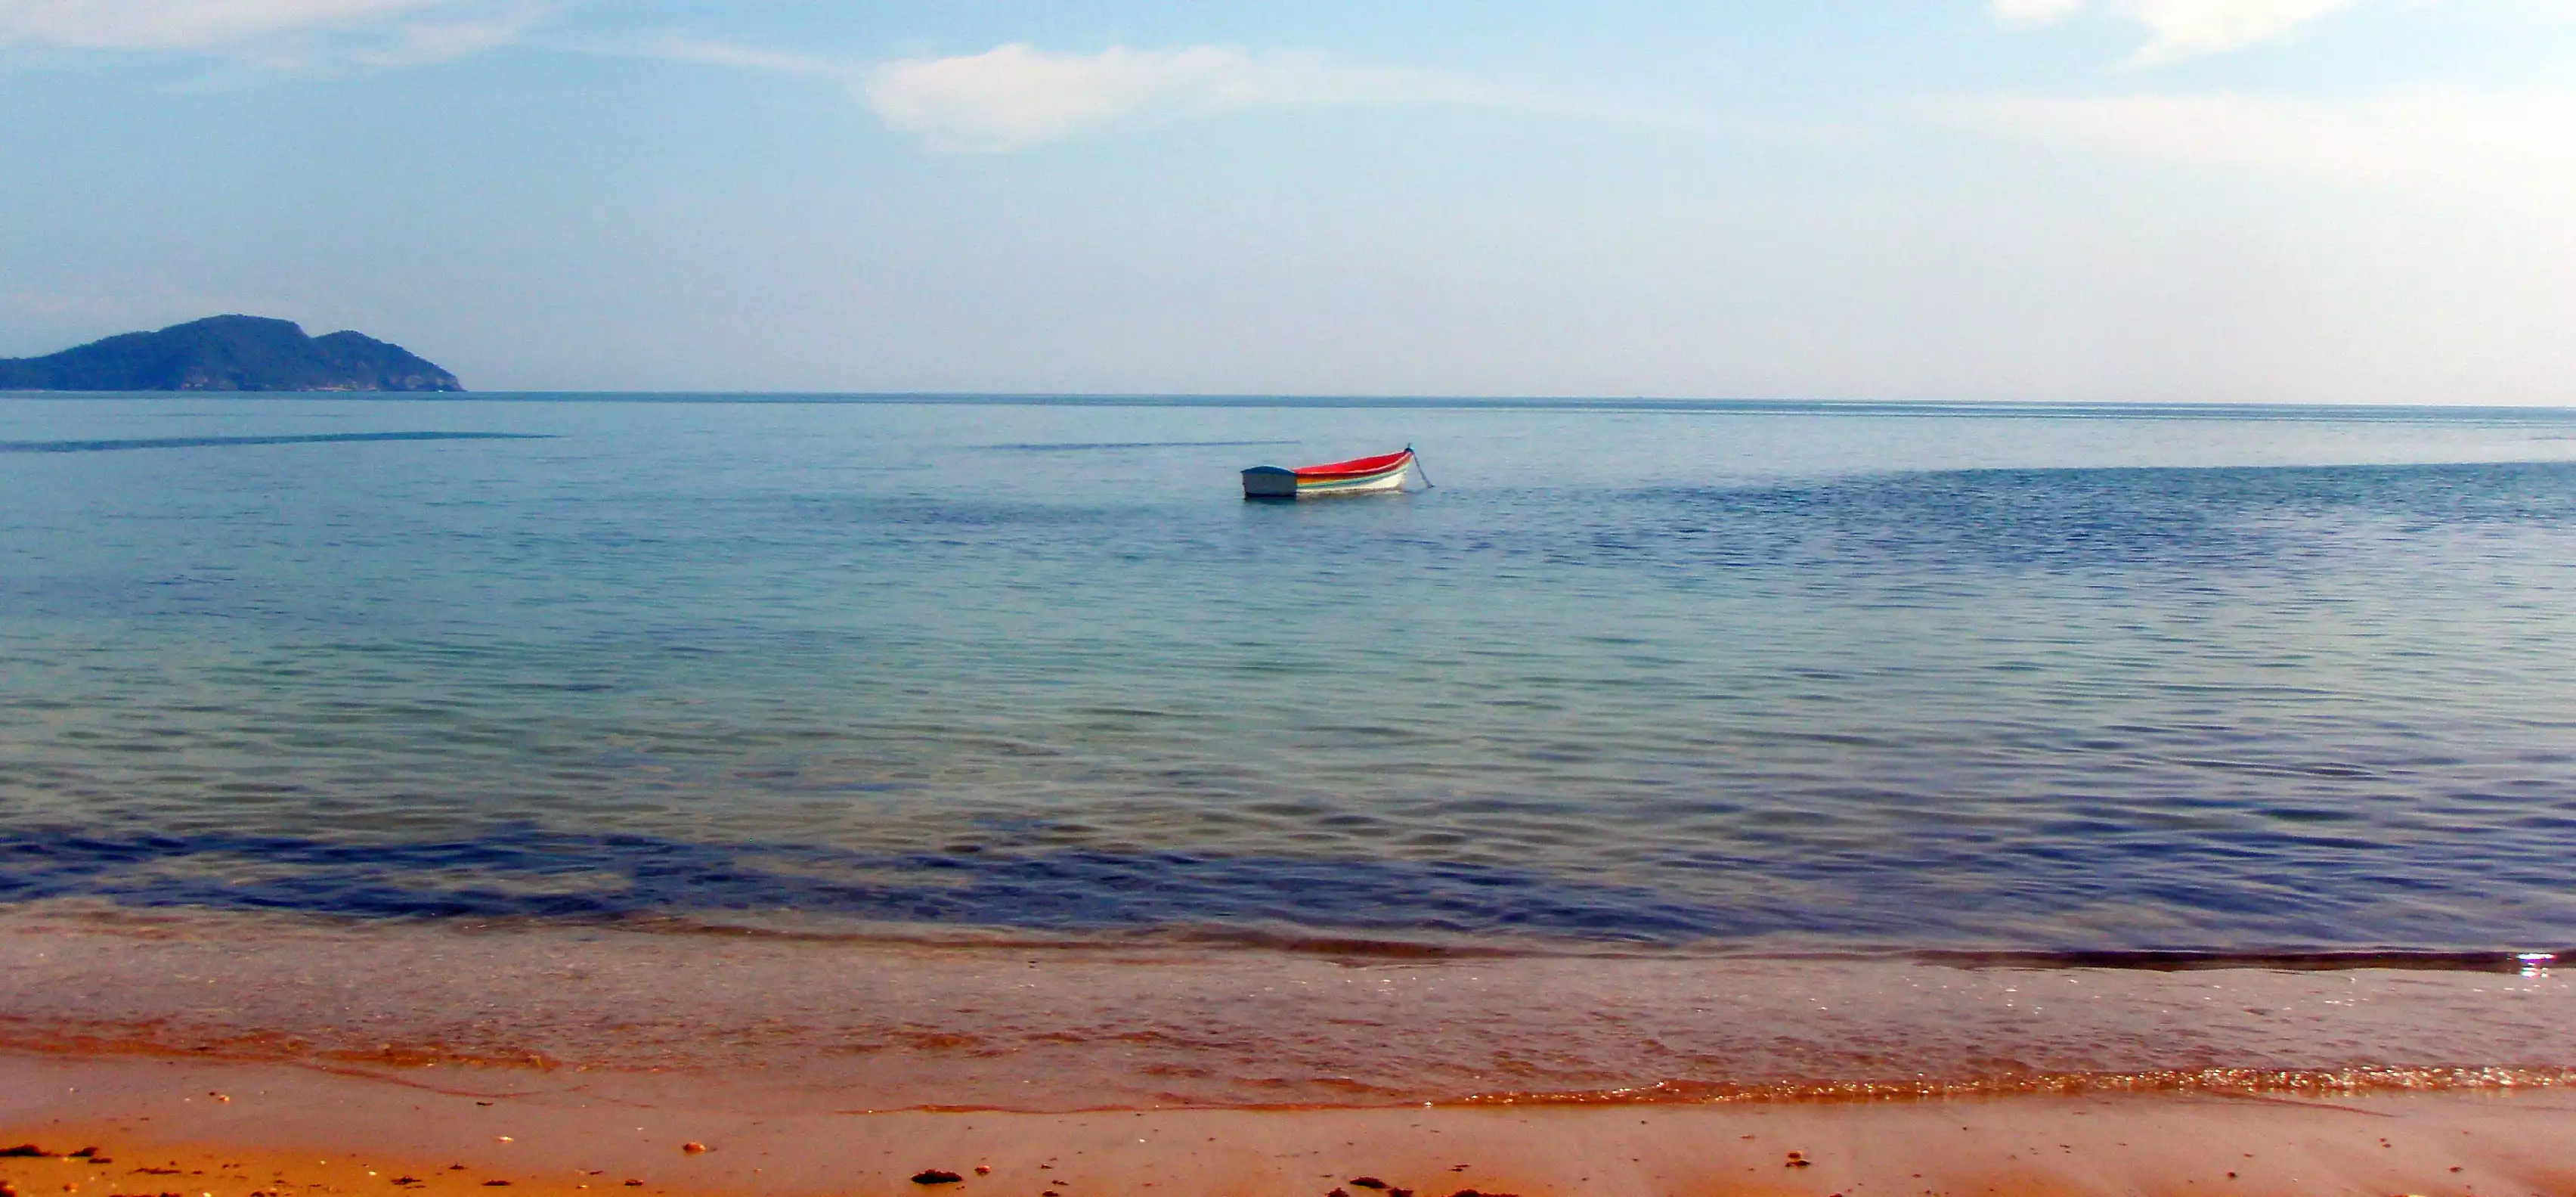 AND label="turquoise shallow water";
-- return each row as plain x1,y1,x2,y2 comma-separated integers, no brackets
6,395,2576,954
